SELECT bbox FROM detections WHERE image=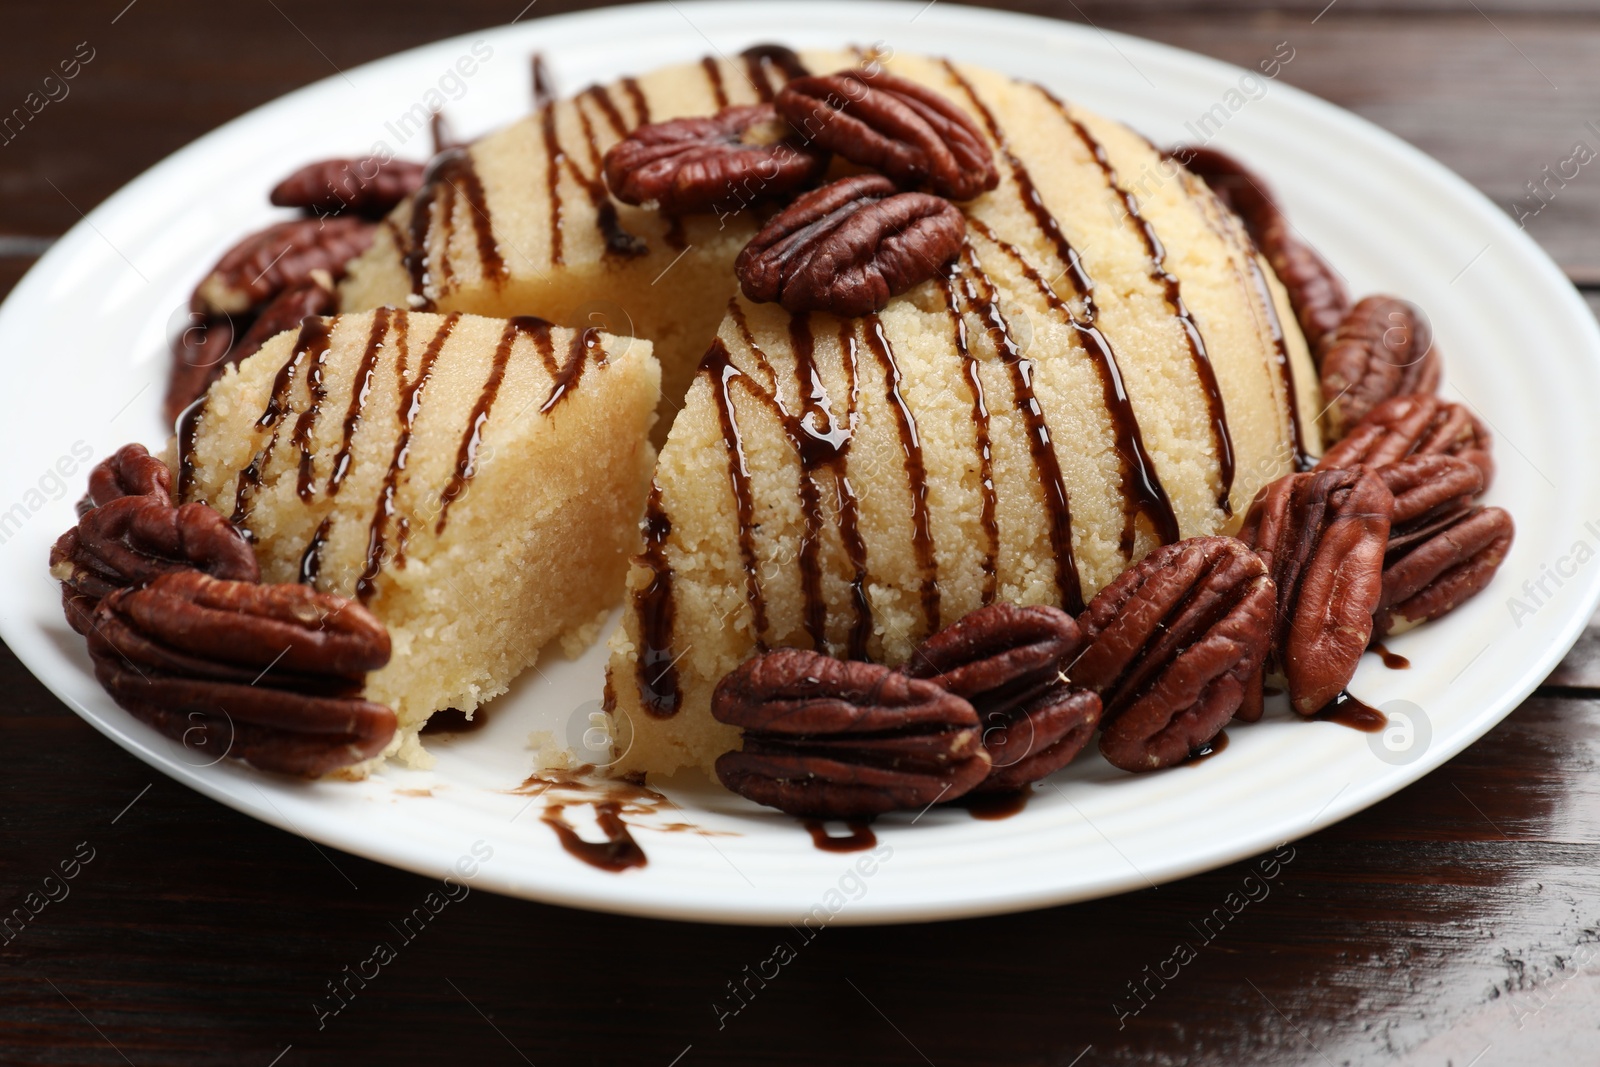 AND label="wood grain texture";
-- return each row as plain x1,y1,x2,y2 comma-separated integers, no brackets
5,4,1600,1066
